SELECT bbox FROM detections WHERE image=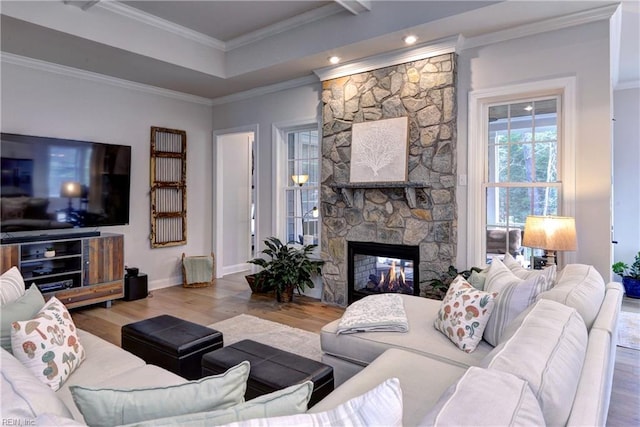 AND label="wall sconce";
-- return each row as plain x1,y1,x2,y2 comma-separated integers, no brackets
291,174,309,186
60,181,82,212
522,215,577,266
